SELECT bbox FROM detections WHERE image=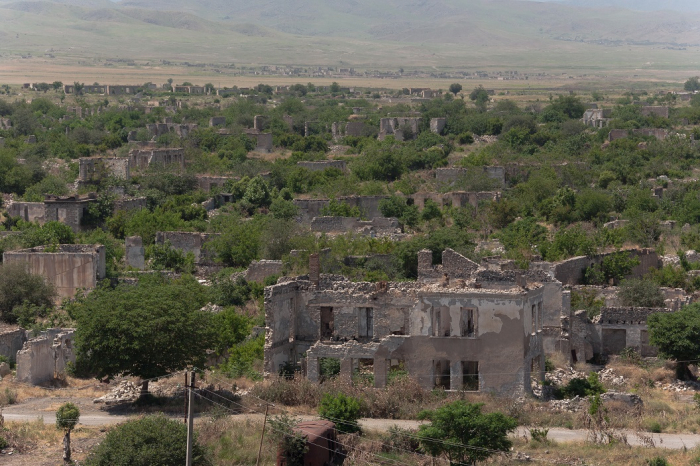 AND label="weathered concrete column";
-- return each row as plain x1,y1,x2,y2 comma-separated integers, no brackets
450,360,462,391
340,358,353,384
307,356,320,383
374,358,387,389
